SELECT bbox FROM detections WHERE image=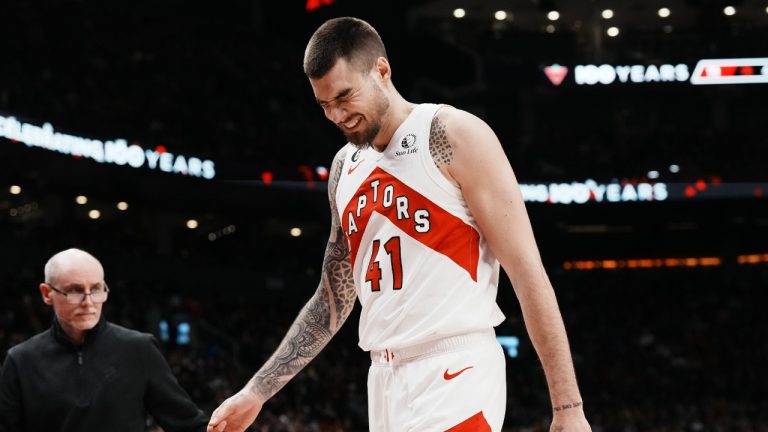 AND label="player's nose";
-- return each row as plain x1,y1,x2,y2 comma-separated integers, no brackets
325,105,347,124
